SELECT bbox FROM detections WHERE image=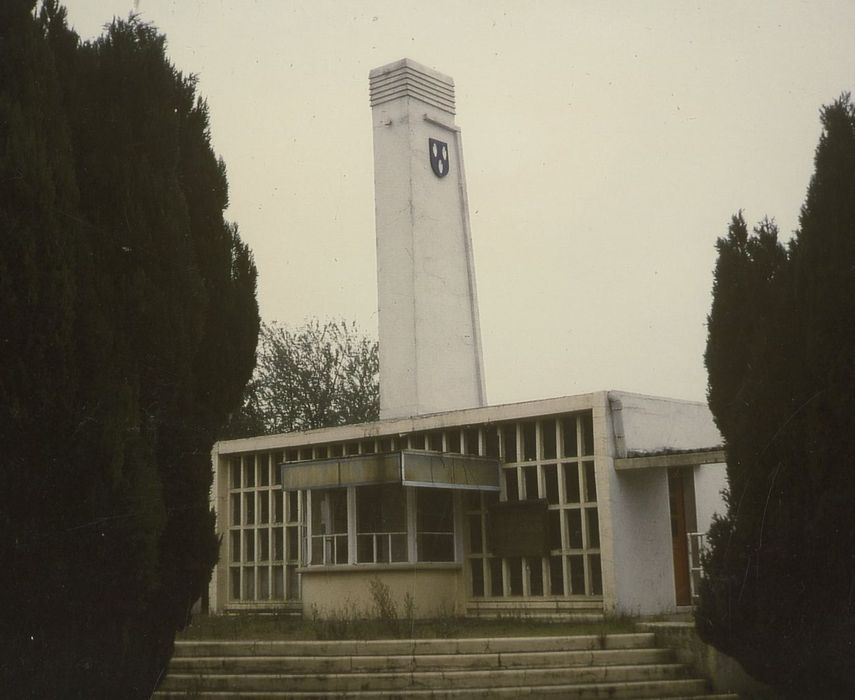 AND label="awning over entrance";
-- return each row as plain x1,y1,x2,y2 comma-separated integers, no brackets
280,450,500,491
